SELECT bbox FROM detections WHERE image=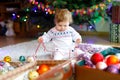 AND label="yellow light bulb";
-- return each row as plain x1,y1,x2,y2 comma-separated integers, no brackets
37,25,40,28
